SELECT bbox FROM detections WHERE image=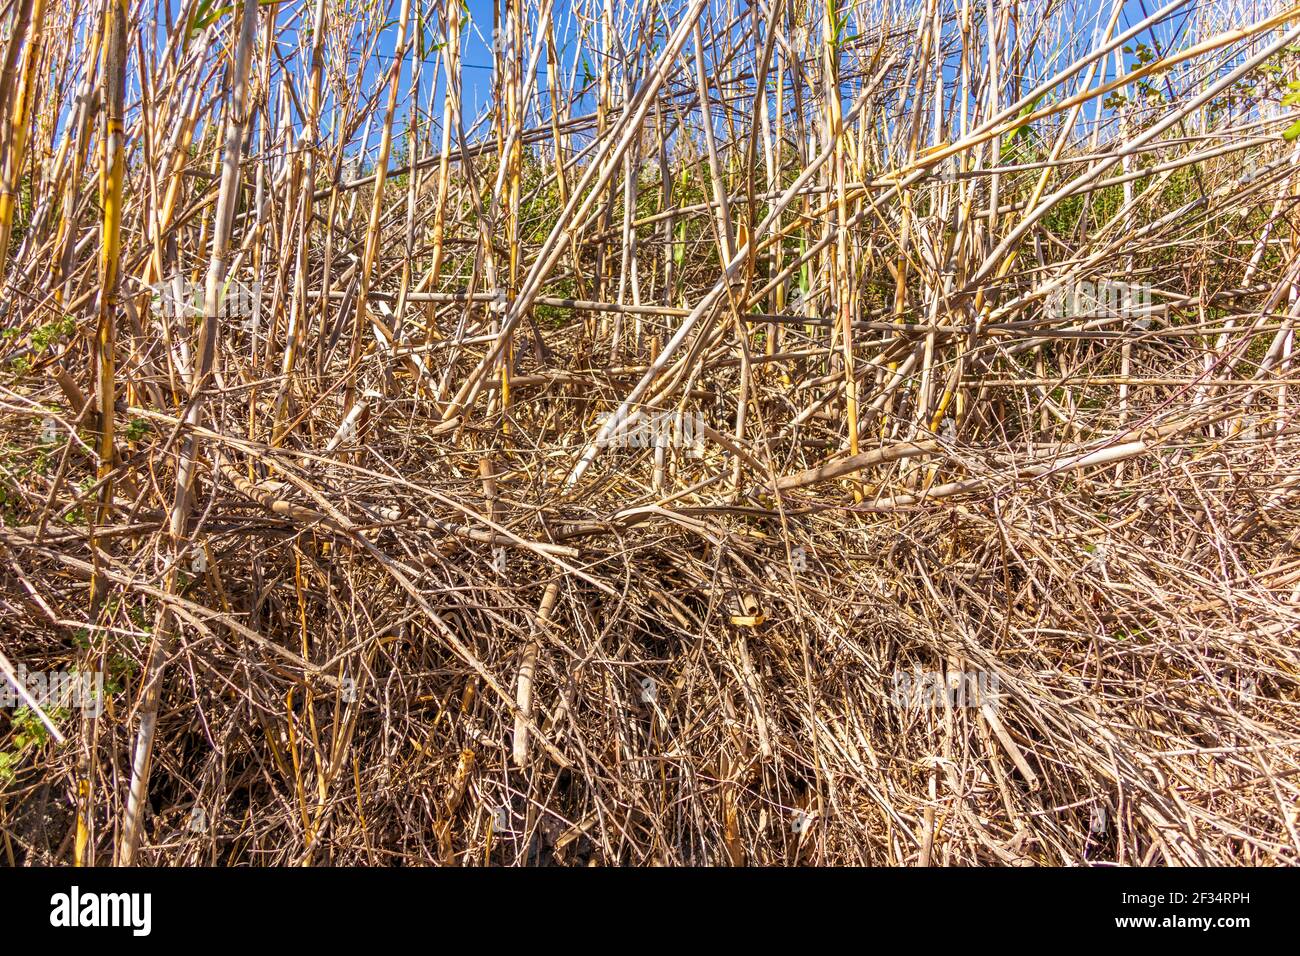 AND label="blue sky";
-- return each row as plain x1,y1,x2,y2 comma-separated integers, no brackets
355,0,1203,149
124,0,1245,167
